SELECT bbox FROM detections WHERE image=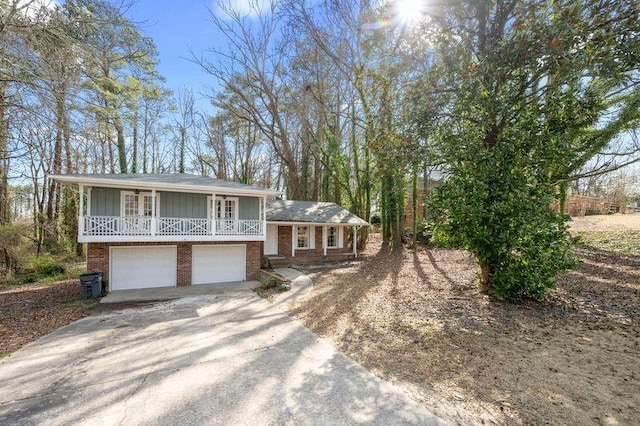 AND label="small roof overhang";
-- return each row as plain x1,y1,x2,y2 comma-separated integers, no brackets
50,173,282,197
